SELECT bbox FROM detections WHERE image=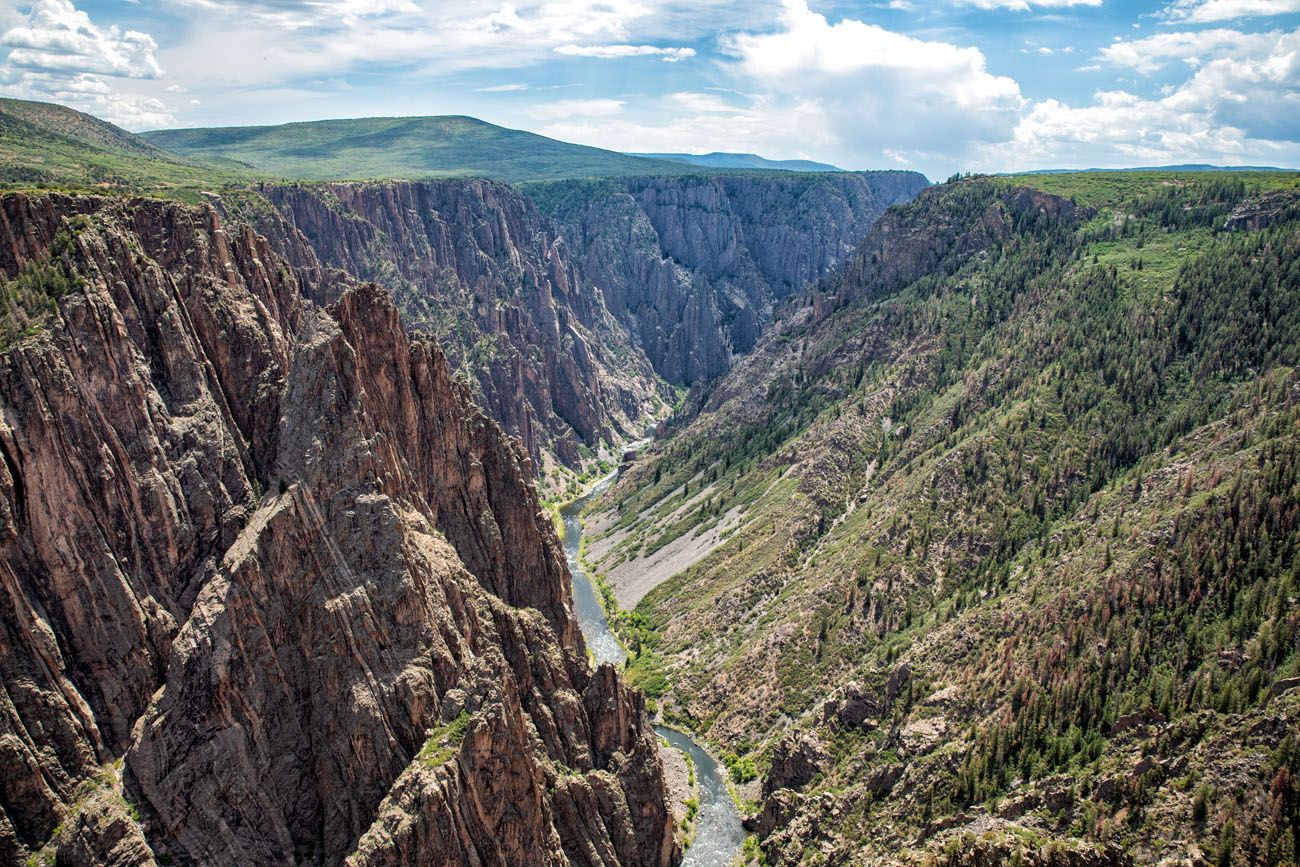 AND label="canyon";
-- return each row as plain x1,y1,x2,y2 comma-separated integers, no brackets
0,100,933,865
2,95,1299,867
226,172,926,491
